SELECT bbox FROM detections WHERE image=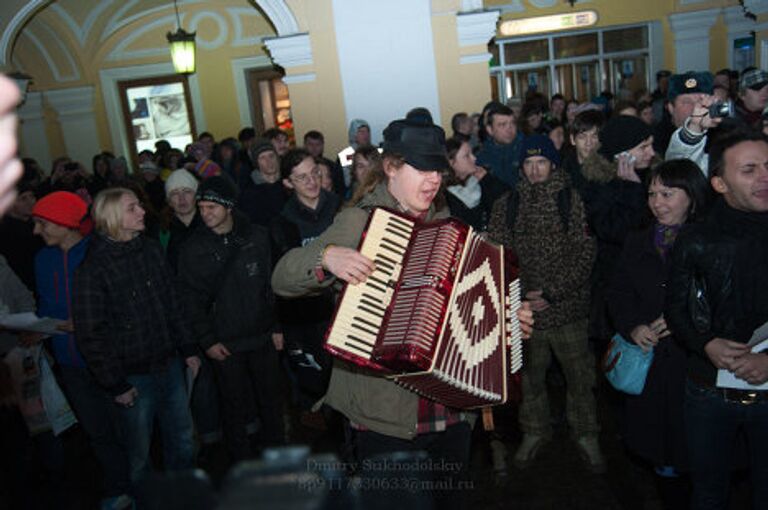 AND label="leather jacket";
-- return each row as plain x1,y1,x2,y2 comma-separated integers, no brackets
665,199,768,384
